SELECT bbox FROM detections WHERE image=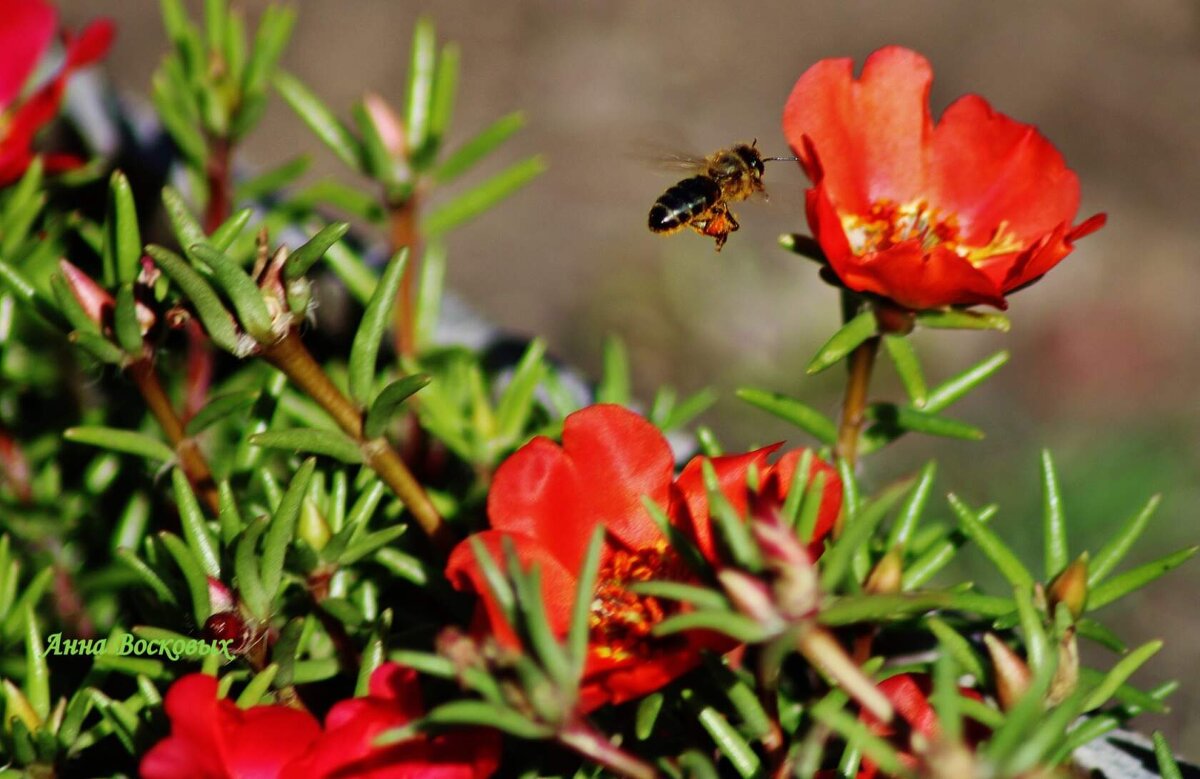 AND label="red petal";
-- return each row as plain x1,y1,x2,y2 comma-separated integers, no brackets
486,435,591,571
445,530,580,647
64,18,115,69
225,706,322,778
763,450,843,548
0,0,56,110
931,95,1080,246
877,674,940,737
140,675,229,779
561,404,674,553
673,446,779,562
783,46,933,213
1000,212,1106,292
